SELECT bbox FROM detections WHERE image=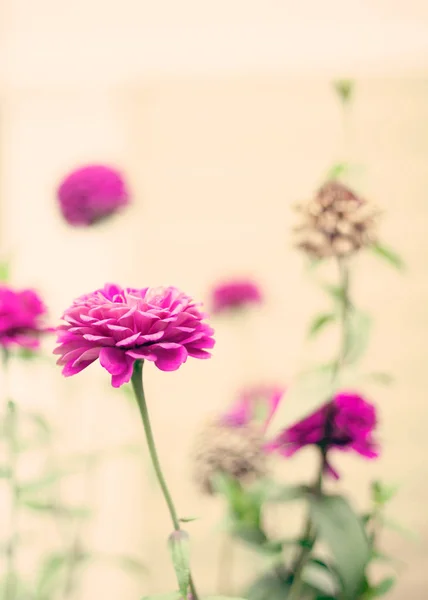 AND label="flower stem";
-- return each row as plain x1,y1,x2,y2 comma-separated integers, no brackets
288,258,351,599
287,449,325,600
335,257,351,375
3,351,19,600
130,361,199,600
